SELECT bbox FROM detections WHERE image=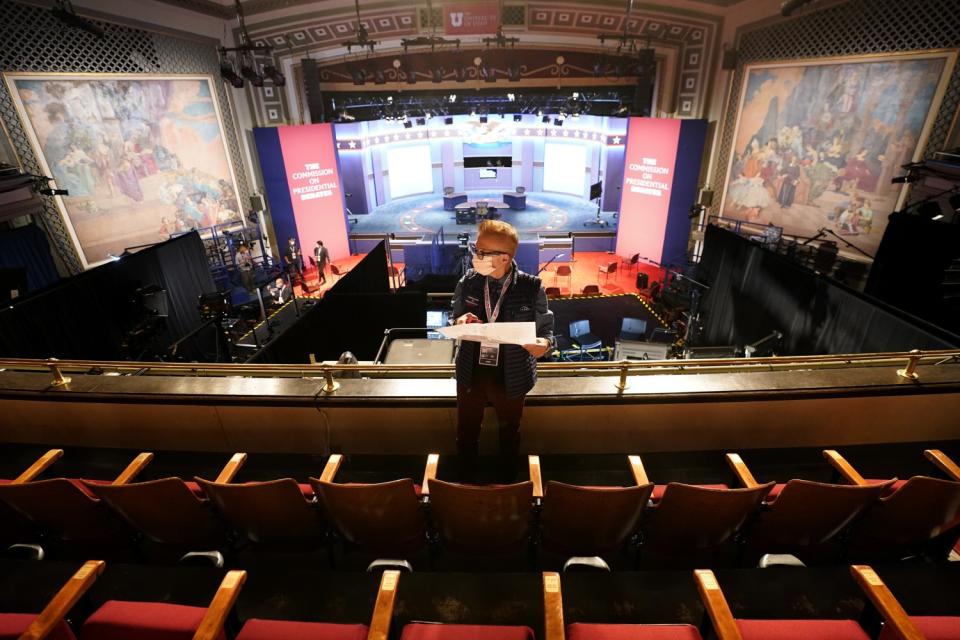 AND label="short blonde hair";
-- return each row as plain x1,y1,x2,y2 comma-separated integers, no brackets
478,219,519,256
